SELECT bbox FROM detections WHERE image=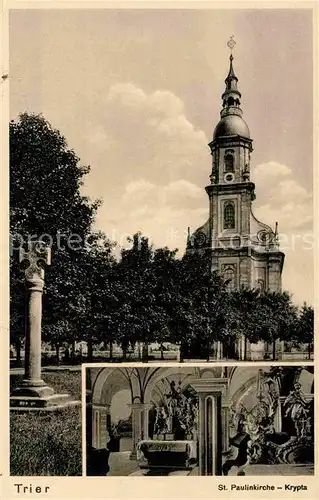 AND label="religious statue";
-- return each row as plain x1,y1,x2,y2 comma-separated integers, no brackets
152,380,198,440
283,382,310,438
